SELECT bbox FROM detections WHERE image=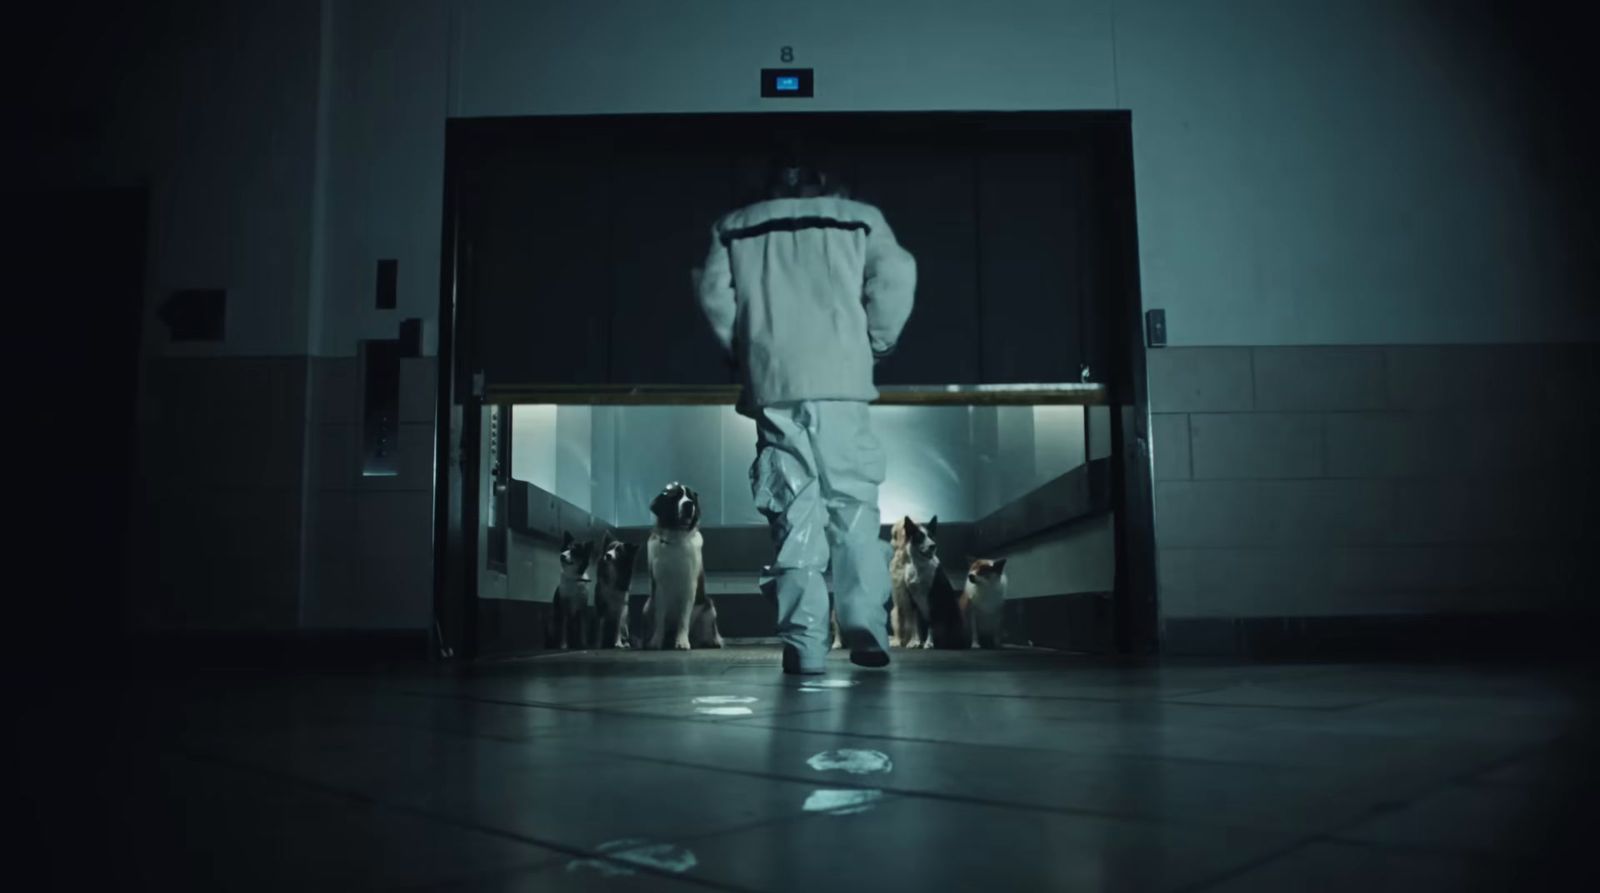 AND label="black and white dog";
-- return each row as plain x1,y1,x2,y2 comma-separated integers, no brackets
547,532,595,650
595,535,640,649
641,482,723,650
